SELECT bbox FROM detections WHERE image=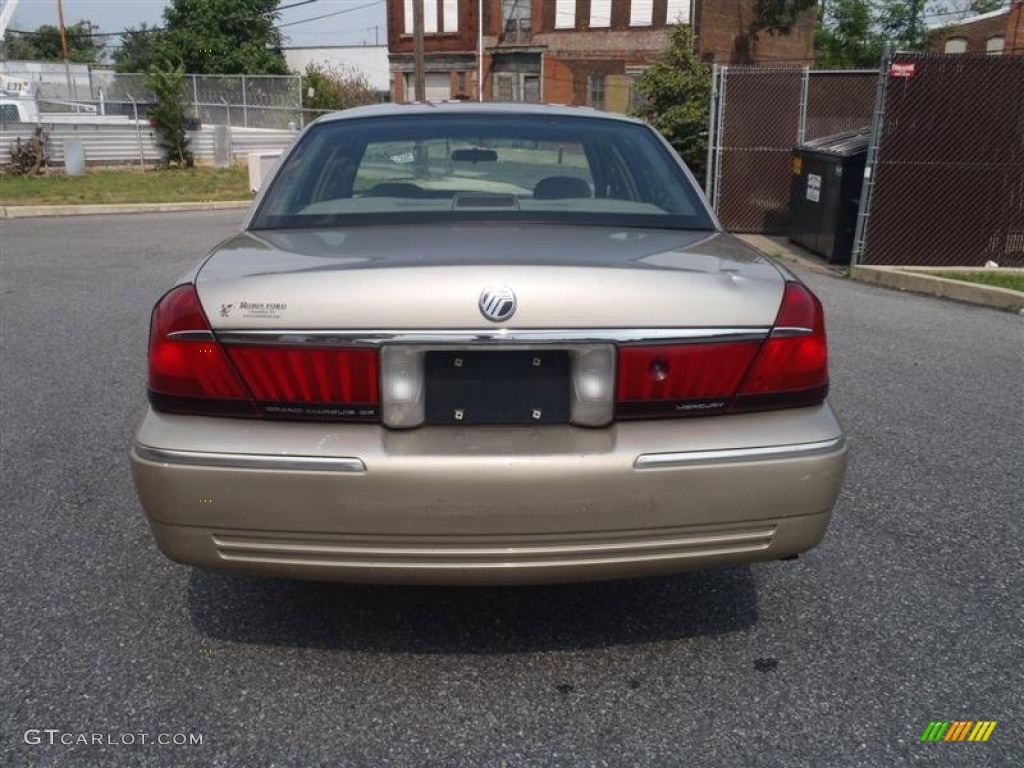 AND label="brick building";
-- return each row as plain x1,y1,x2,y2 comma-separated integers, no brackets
1008,0,1024,54
387,1,816,111
930,5,1018,55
